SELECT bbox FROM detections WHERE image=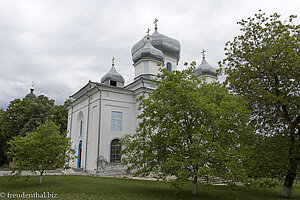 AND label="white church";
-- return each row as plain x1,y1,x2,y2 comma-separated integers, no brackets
67,21,217,172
